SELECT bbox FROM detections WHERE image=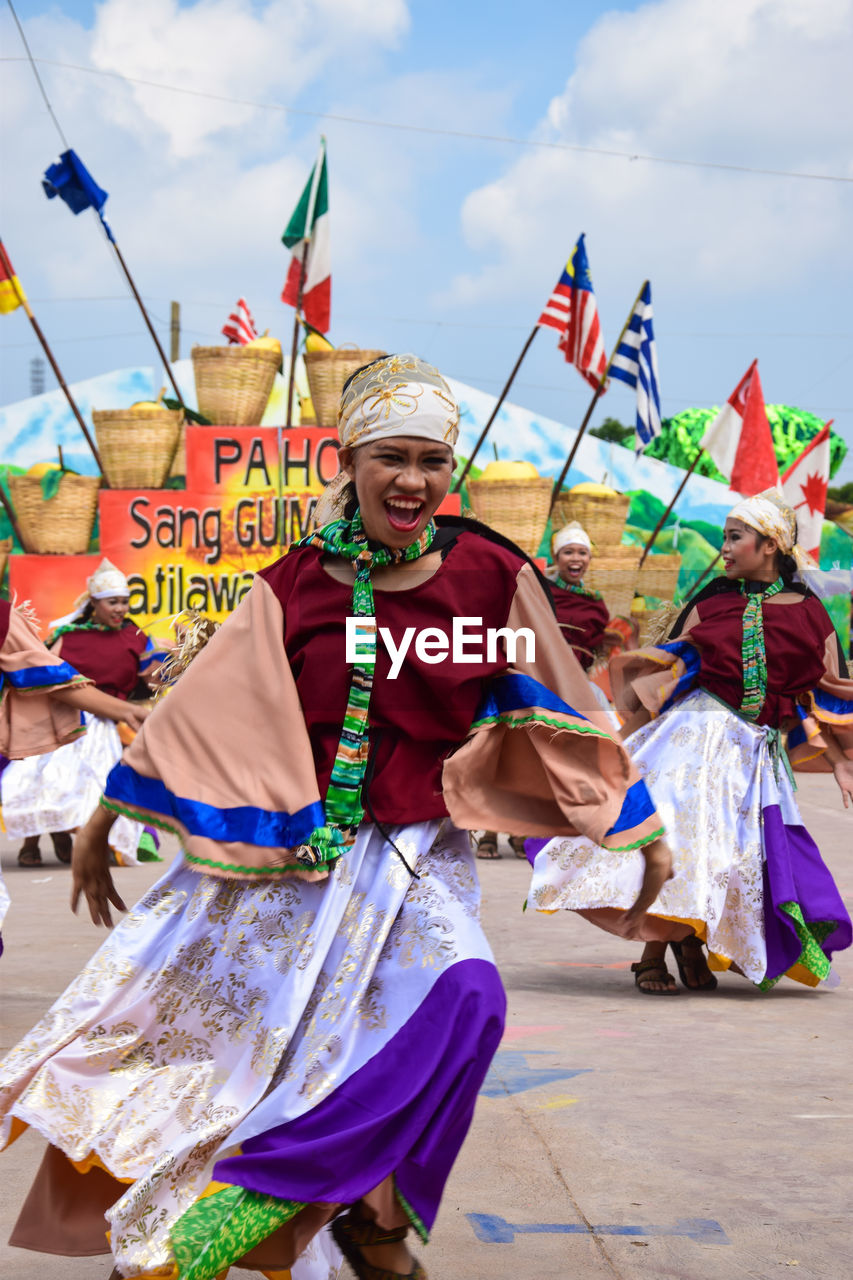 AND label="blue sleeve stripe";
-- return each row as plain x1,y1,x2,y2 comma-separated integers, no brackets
604,778,658,837
104,761,326,848
658,643,701,715
475,672,590,723
813,687,853,718
5,660,82,690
